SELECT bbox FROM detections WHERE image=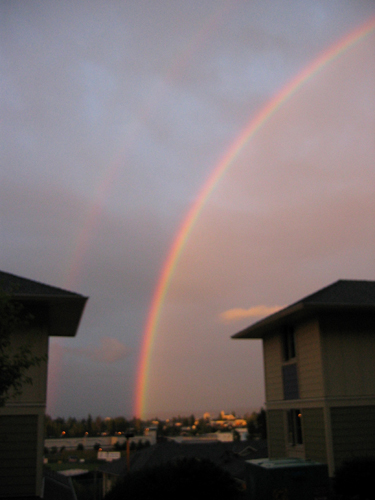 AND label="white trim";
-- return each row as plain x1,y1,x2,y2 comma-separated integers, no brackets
266,396,375,410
